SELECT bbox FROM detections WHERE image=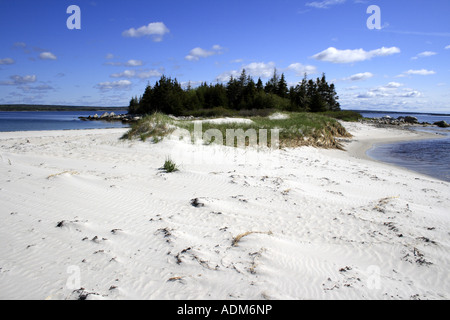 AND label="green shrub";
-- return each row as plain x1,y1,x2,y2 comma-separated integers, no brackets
163,157,178,173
